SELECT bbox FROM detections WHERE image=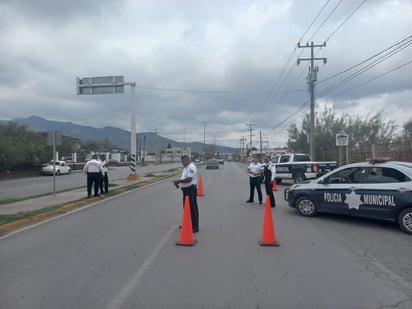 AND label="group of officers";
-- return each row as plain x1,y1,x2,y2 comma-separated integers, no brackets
246,155,276,208
172,154,277,235
82,154,109,197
